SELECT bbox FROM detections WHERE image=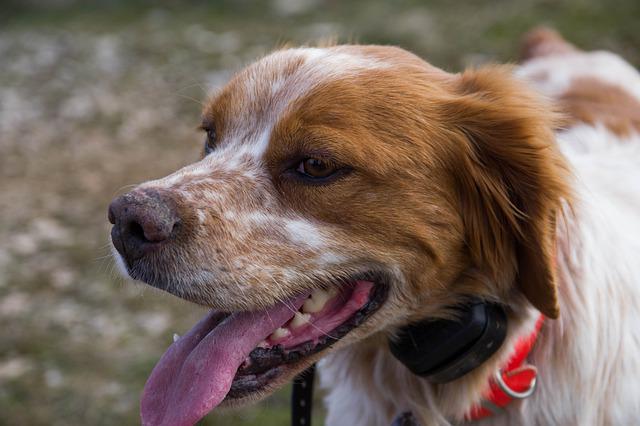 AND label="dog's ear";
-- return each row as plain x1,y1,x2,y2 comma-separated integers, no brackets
444,66,571,318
